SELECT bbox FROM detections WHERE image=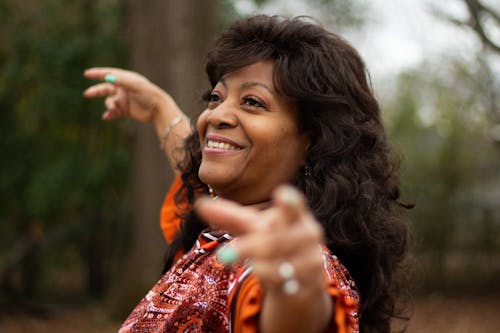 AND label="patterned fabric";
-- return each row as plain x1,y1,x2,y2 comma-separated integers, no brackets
119,231,235,332
119,229,359,333
322,249,360,333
